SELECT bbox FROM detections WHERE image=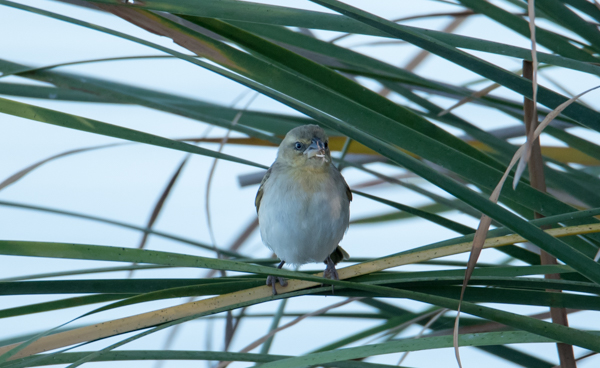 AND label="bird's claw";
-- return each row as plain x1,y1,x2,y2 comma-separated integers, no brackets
323,256,339,294
324,266,339,281
266,275,288,295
